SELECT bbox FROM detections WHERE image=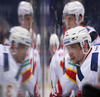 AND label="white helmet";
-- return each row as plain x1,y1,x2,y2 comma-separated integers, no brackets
36,34,41,46
18,1,33,16
63,26,91,51
9,26,31,47
50,34,59,49
63,1,85,23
